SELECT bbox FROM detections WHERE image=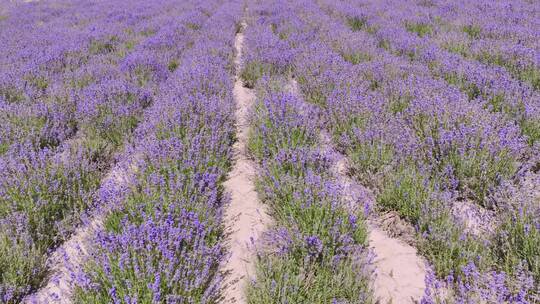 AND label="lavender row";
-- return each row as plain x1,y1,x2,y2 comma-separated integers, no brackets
355,0,539,78
240,3,374,302
0,0,203,157
303,1,539,301
1,1,148,154
69,1,243,302
326,0,540,146
435,0,539,45
241,0,539,301
299,0,529,205
409,0,540,91
0,2,212,302
315,2,539,301
425,0,539,52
